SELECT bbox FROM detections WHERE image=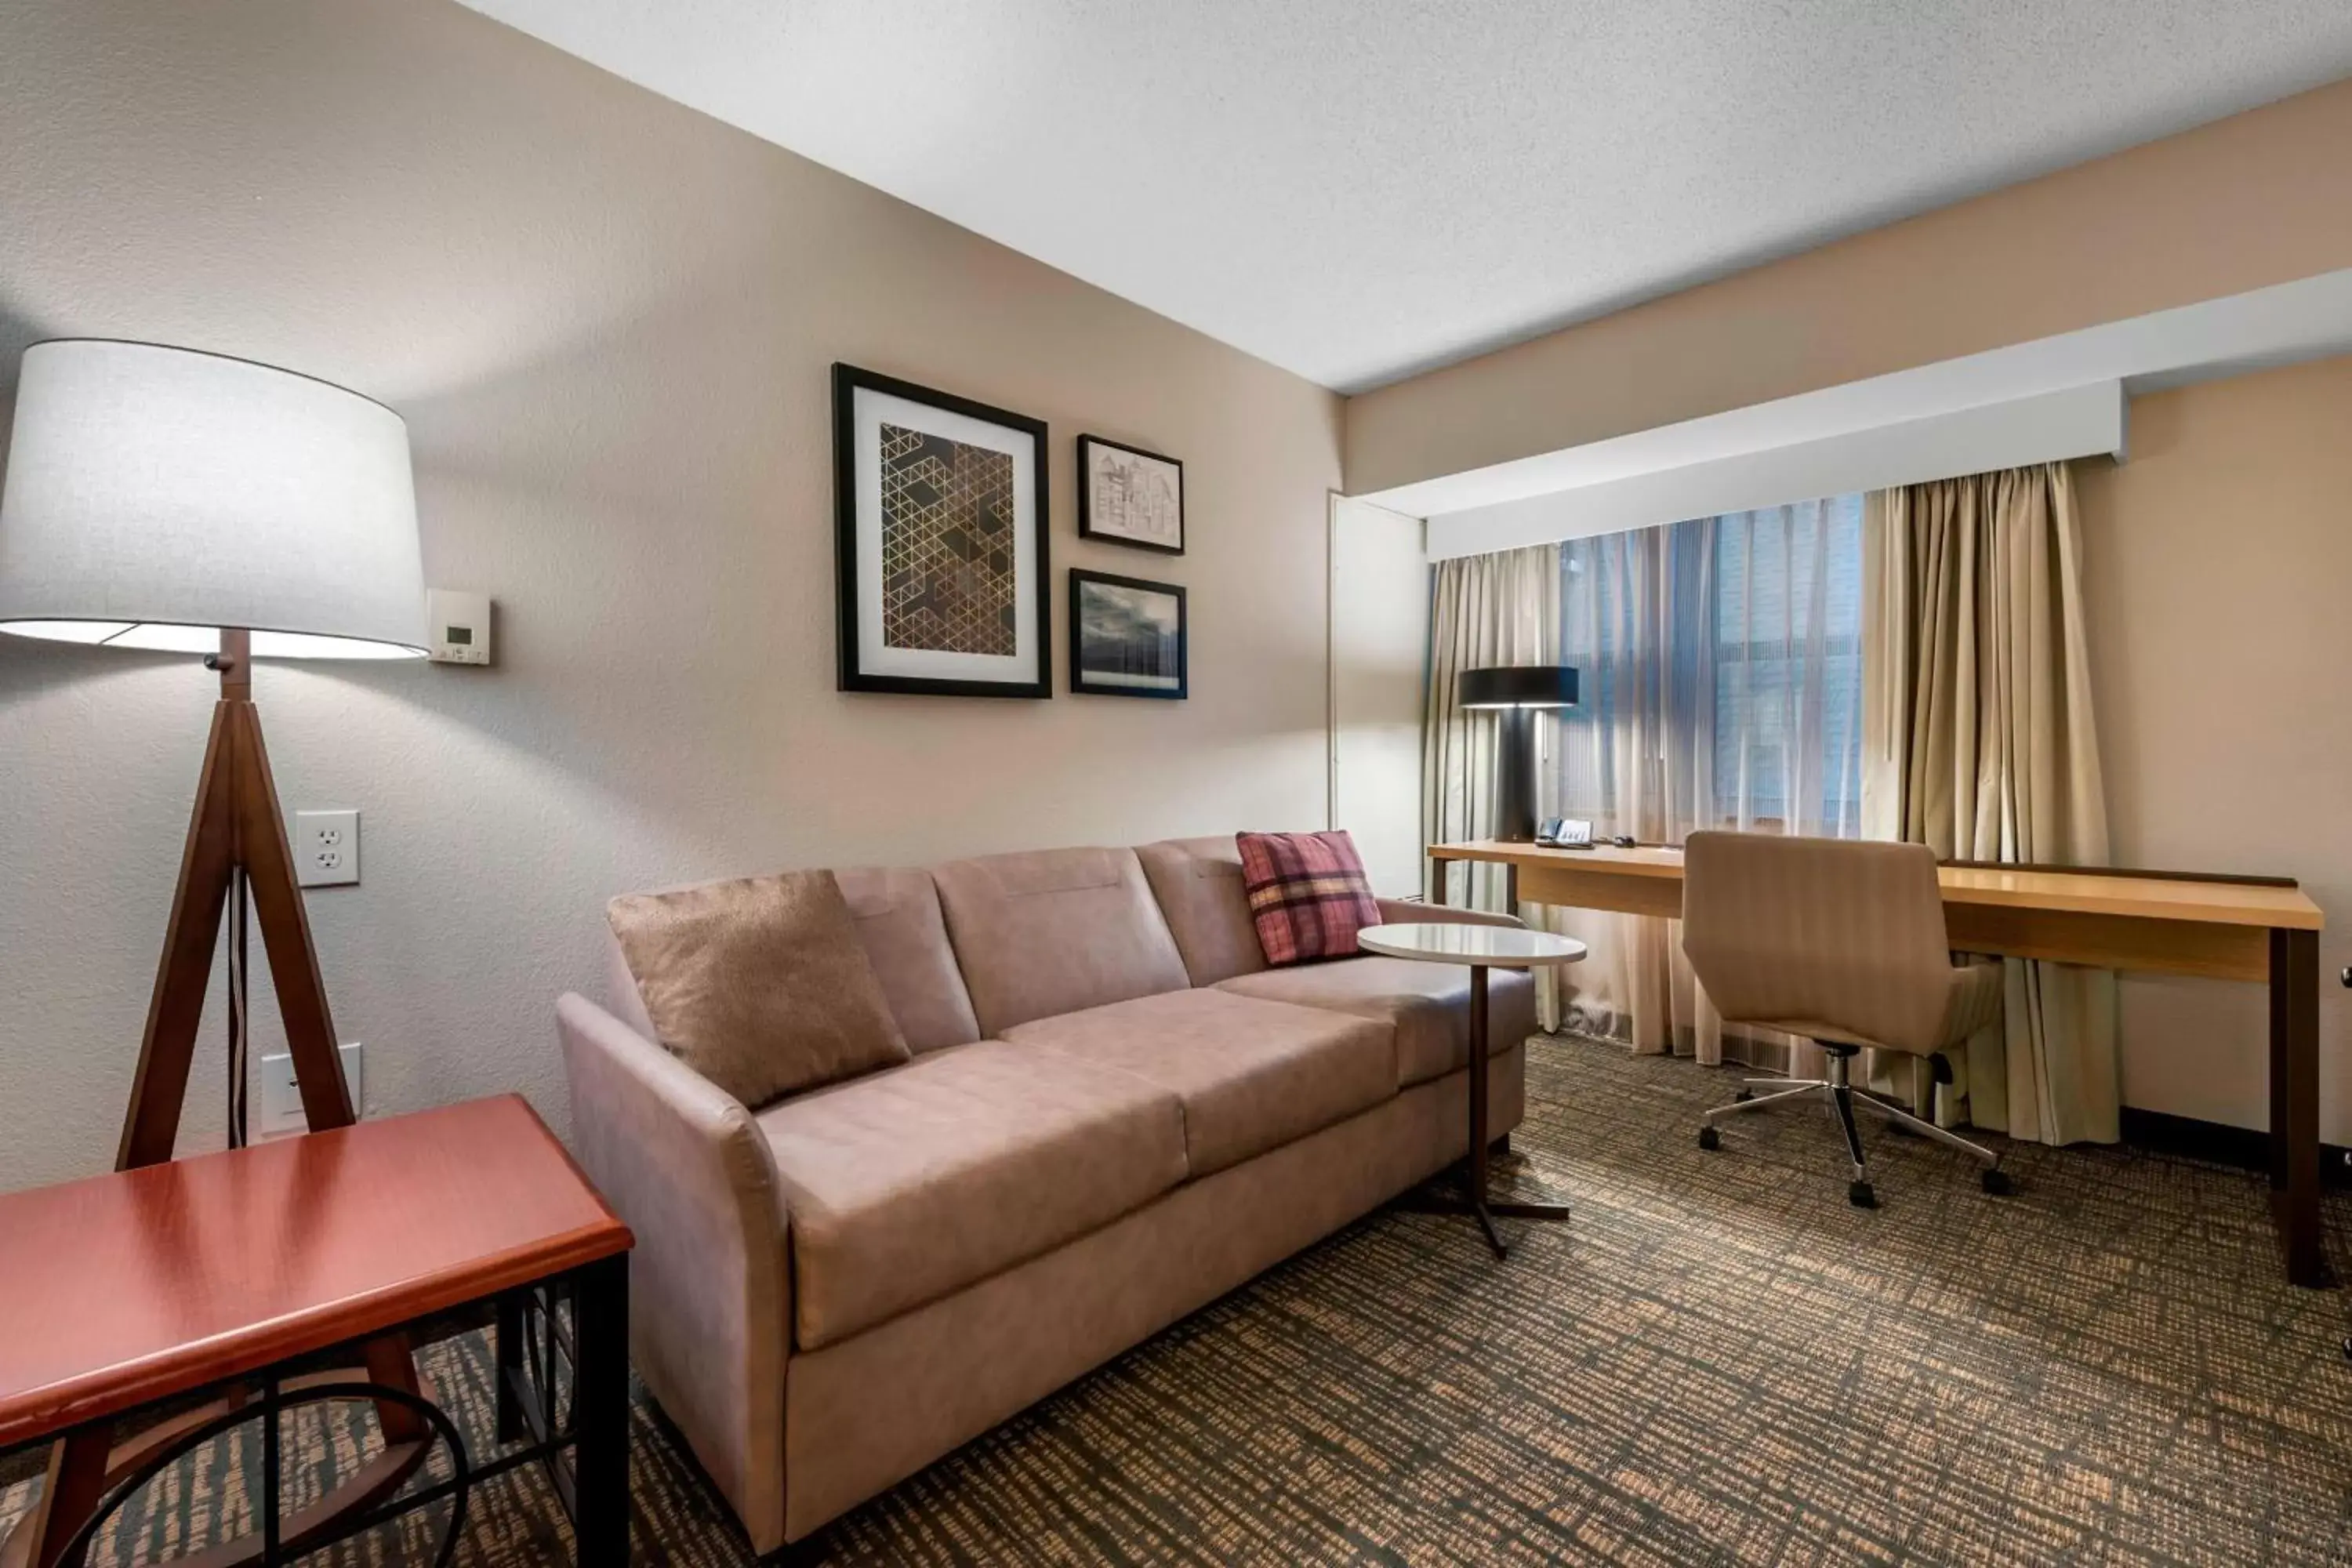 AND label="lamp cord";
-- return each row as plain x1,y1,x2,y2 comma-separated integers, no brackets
227,867,249,1149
